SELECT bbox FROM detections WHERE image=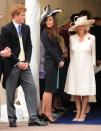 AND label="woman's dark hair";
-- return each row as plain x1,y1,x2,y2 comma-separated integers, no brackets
44,15,60,41
79,10,91,20
94,17,101,21
70,13,78,22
